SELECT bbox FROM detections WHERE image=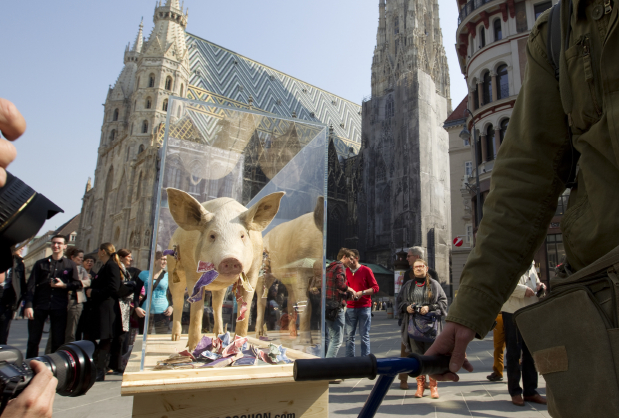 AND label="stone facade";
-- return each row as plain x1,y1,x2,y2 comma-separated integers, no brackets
354,0,452,284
